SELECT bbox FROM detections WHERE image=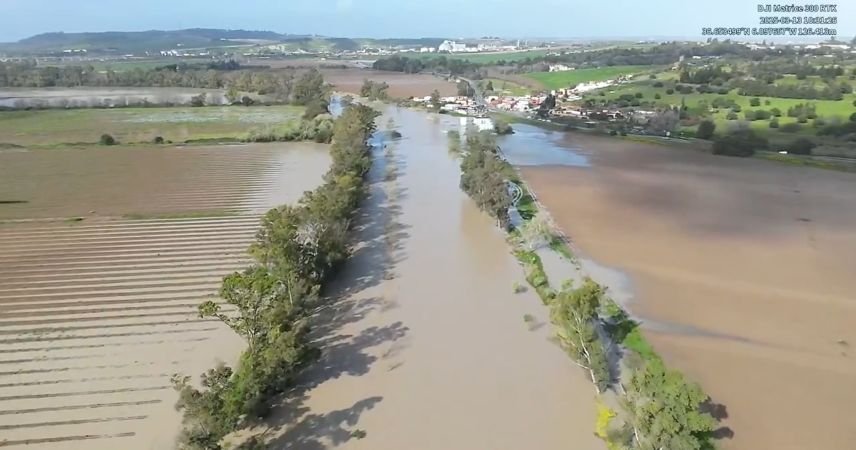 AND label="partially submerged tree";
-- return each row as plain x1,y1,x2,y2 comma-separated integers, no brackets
550,278,610,393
